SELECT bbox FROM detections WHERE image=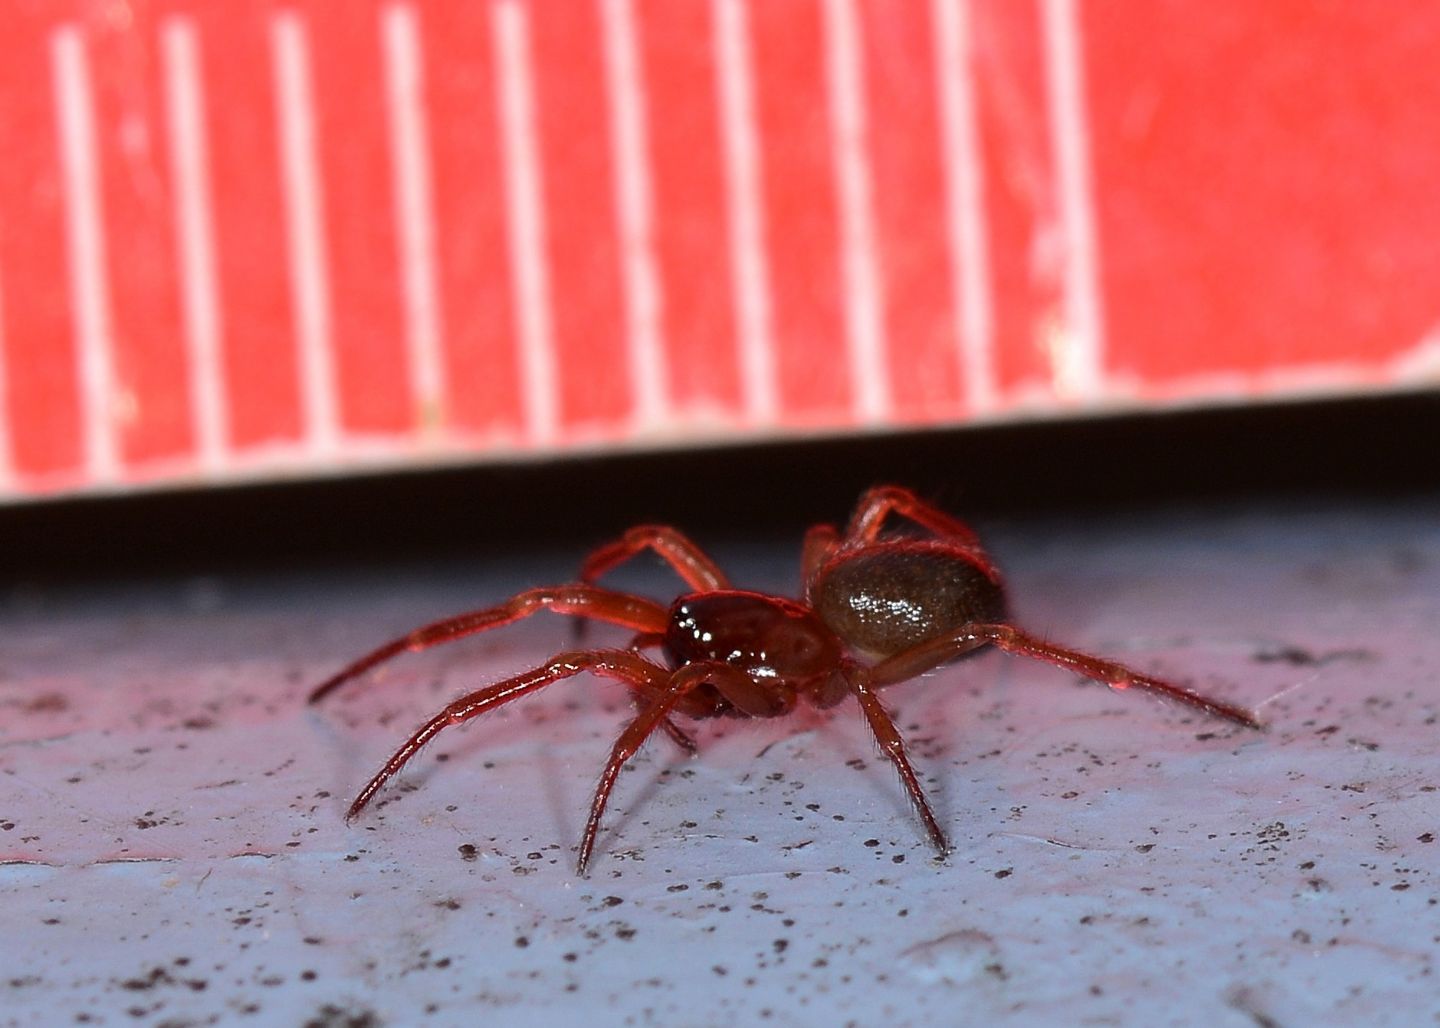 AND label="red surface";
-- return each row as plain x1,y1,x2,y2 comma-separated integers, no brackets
311,1,412,437
973,0,1063,399
204,4,306,453
424,5,524,443
641,0,742,421
1087,3,1440,386
1,0,1437,496
90,18,195,468
750,0,850,423
1,8,84,481
863,2,964,421
531,0,632,434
